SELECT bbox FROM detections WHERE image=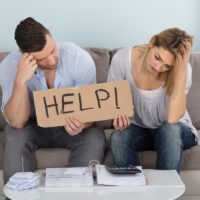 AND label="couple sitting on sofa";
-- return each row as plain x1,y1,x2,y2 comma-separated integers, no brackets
0,17,198,185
